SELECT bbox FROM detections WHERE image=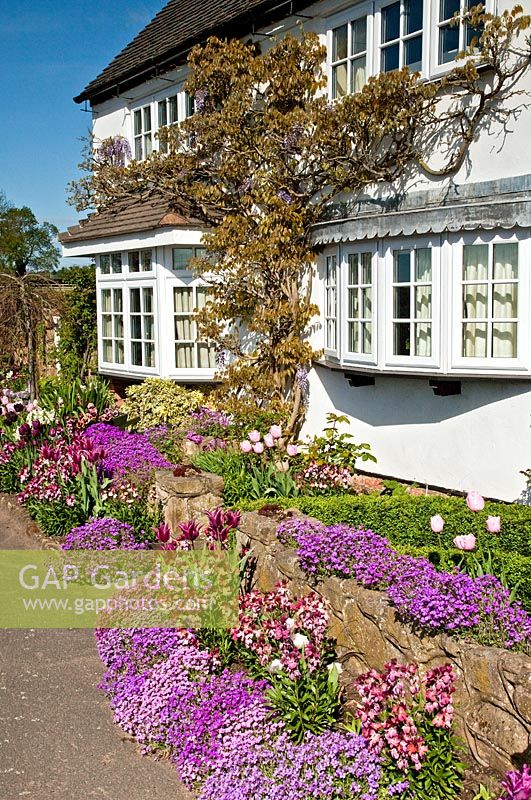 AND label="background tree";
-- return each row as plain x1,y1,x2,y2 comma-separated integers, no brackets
0,203,61,398
54,264,97,380
70,7,531,432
